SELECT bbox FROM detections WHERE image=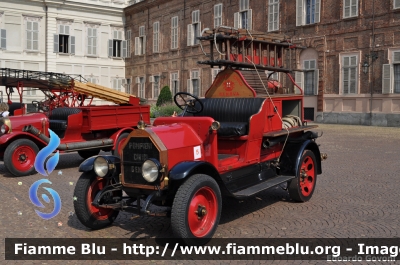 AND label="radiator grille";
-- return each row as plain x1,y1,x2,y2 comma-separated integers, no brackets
122,137,159,185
